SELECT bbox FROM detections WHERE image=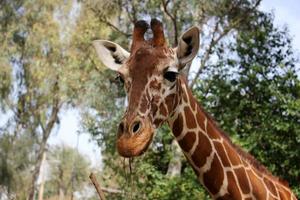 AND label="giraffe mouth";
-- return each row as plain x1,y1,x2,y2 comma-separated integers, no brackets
116,119,154,157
